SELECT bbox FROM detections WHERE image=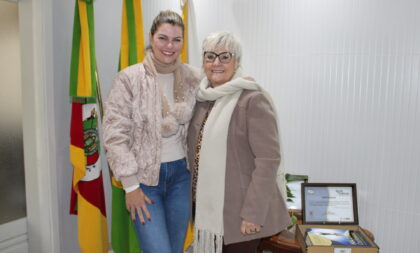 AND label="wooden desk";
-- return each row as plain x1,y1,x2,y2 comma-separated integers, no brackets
257,230,301,253
257,210,303,253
